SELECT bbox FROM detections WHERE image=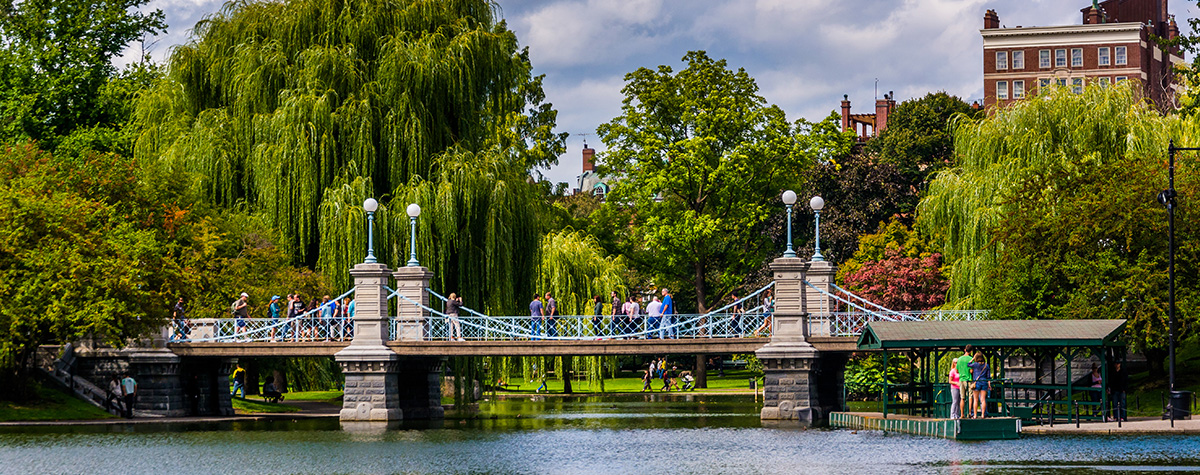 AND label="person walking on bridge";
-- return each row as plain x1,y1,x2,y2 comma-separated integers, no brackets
627,296,641,339
172,297,189,341
231,293,250,340
446,292,464,341
609,291,621,337
592,295,604,339
728,292,744,336
529,294,544,340
660,288,675,339
544,292,558,337
268,295,281,341
647,296,663,339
